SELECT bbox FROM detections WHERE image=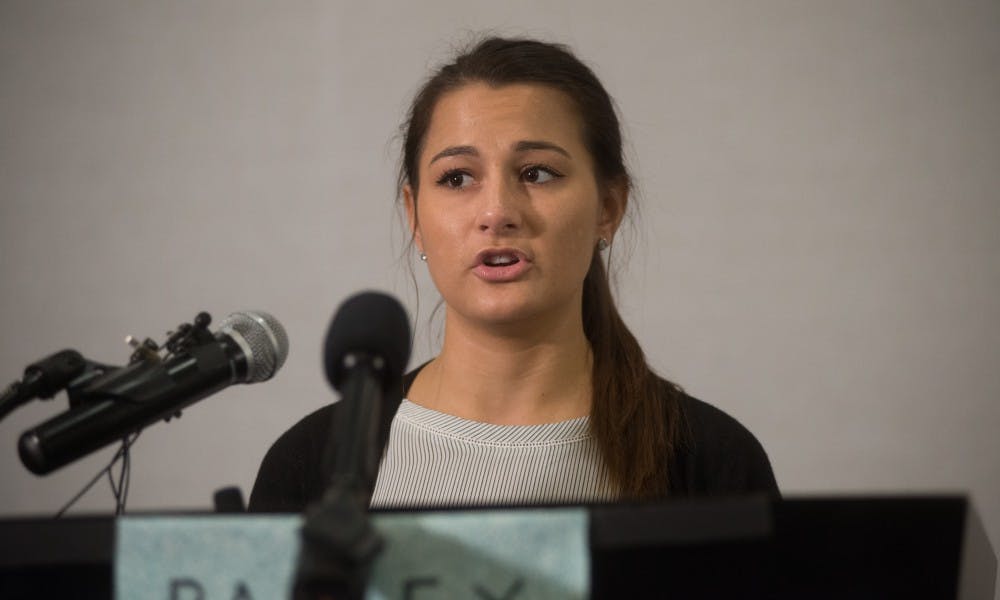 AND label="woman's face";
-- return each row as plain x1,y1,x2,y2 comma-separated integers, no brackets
405,82,624,329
